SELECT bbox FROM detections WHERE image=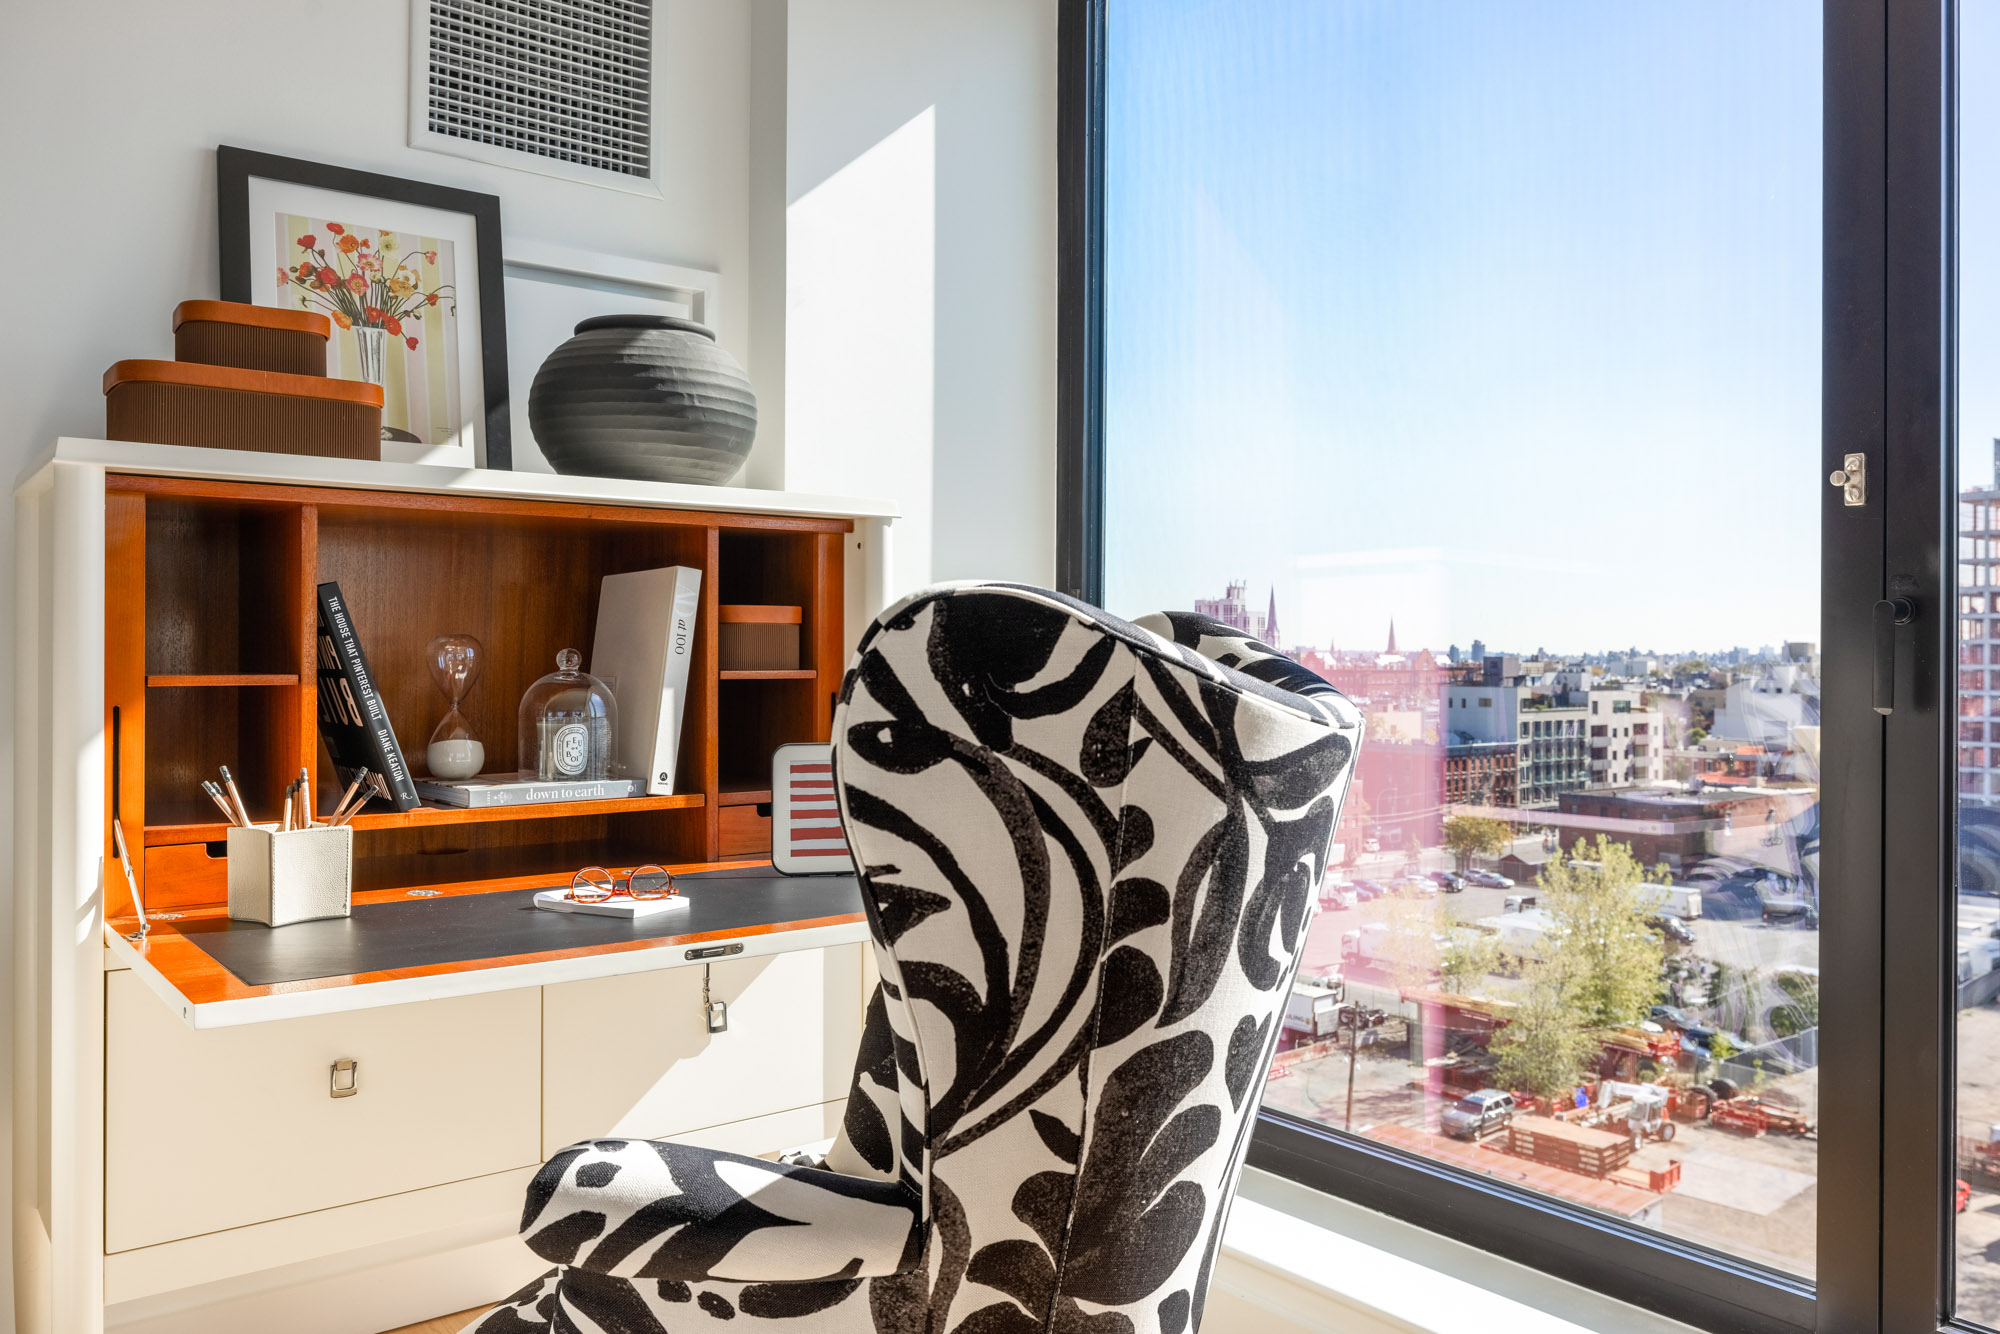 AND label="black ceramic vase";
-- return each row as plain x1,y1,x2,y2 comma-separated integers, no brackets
528,315,758,485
